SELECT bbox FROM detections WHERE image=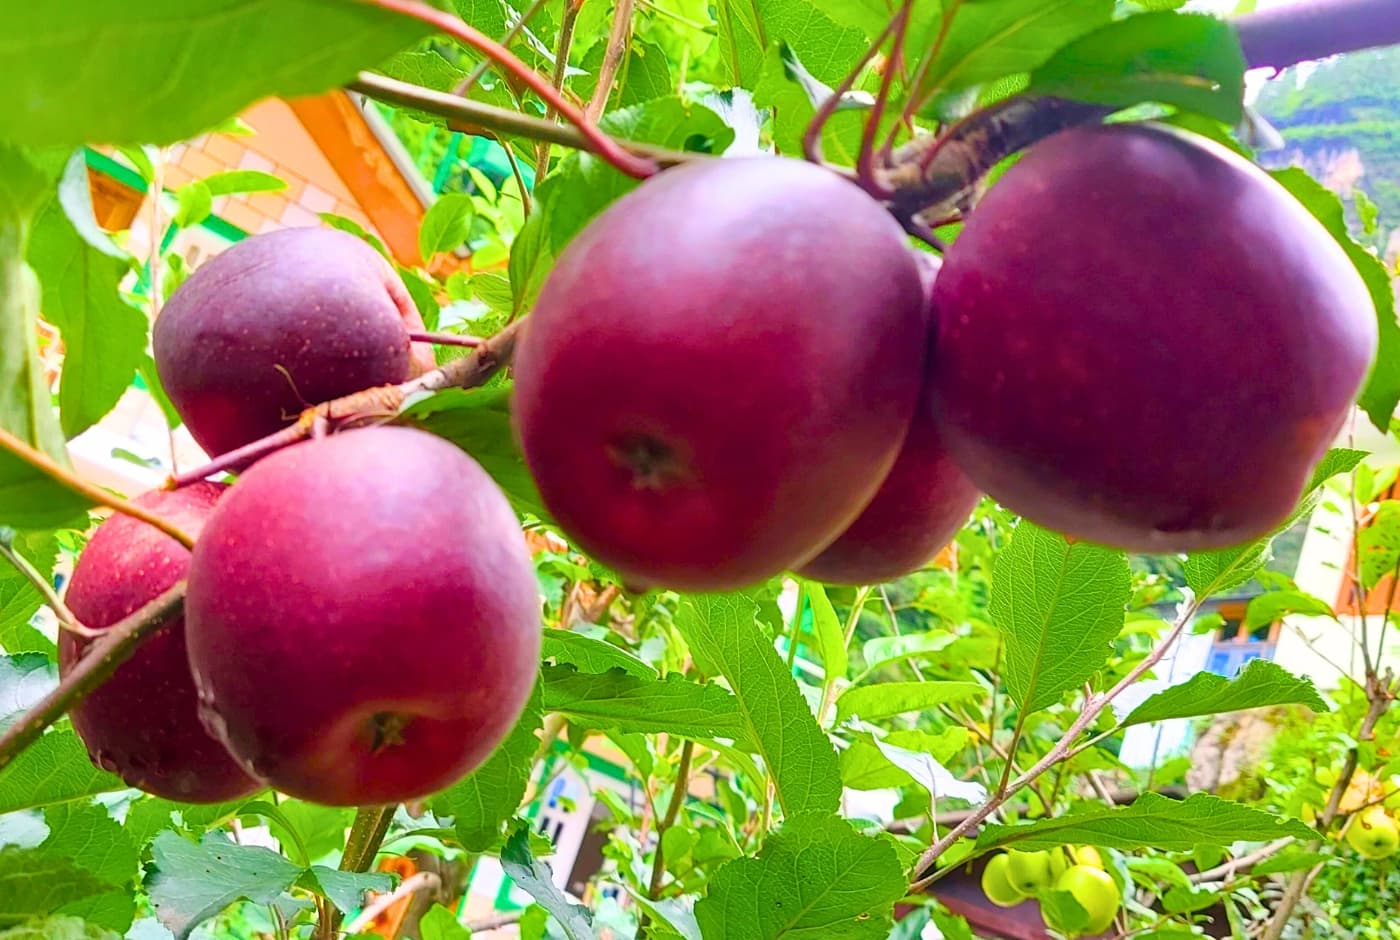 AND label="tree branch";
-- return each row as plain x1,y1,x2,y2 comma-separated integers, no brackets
909,596,1200,889
355,0,654,178
1234,0,1400,70
0,426,195,548
317,804,399,940
349,72,704,168
647,738,695,898
343,871,442,935
0,581,186,772
585,0,637,122
168,319,523,488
